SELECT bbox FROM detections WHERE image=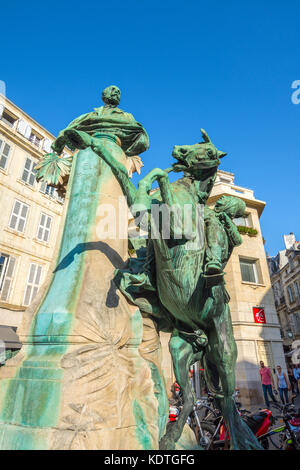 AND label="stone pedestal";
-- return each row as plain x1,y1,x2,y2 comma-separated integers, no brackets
0,137,168,449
